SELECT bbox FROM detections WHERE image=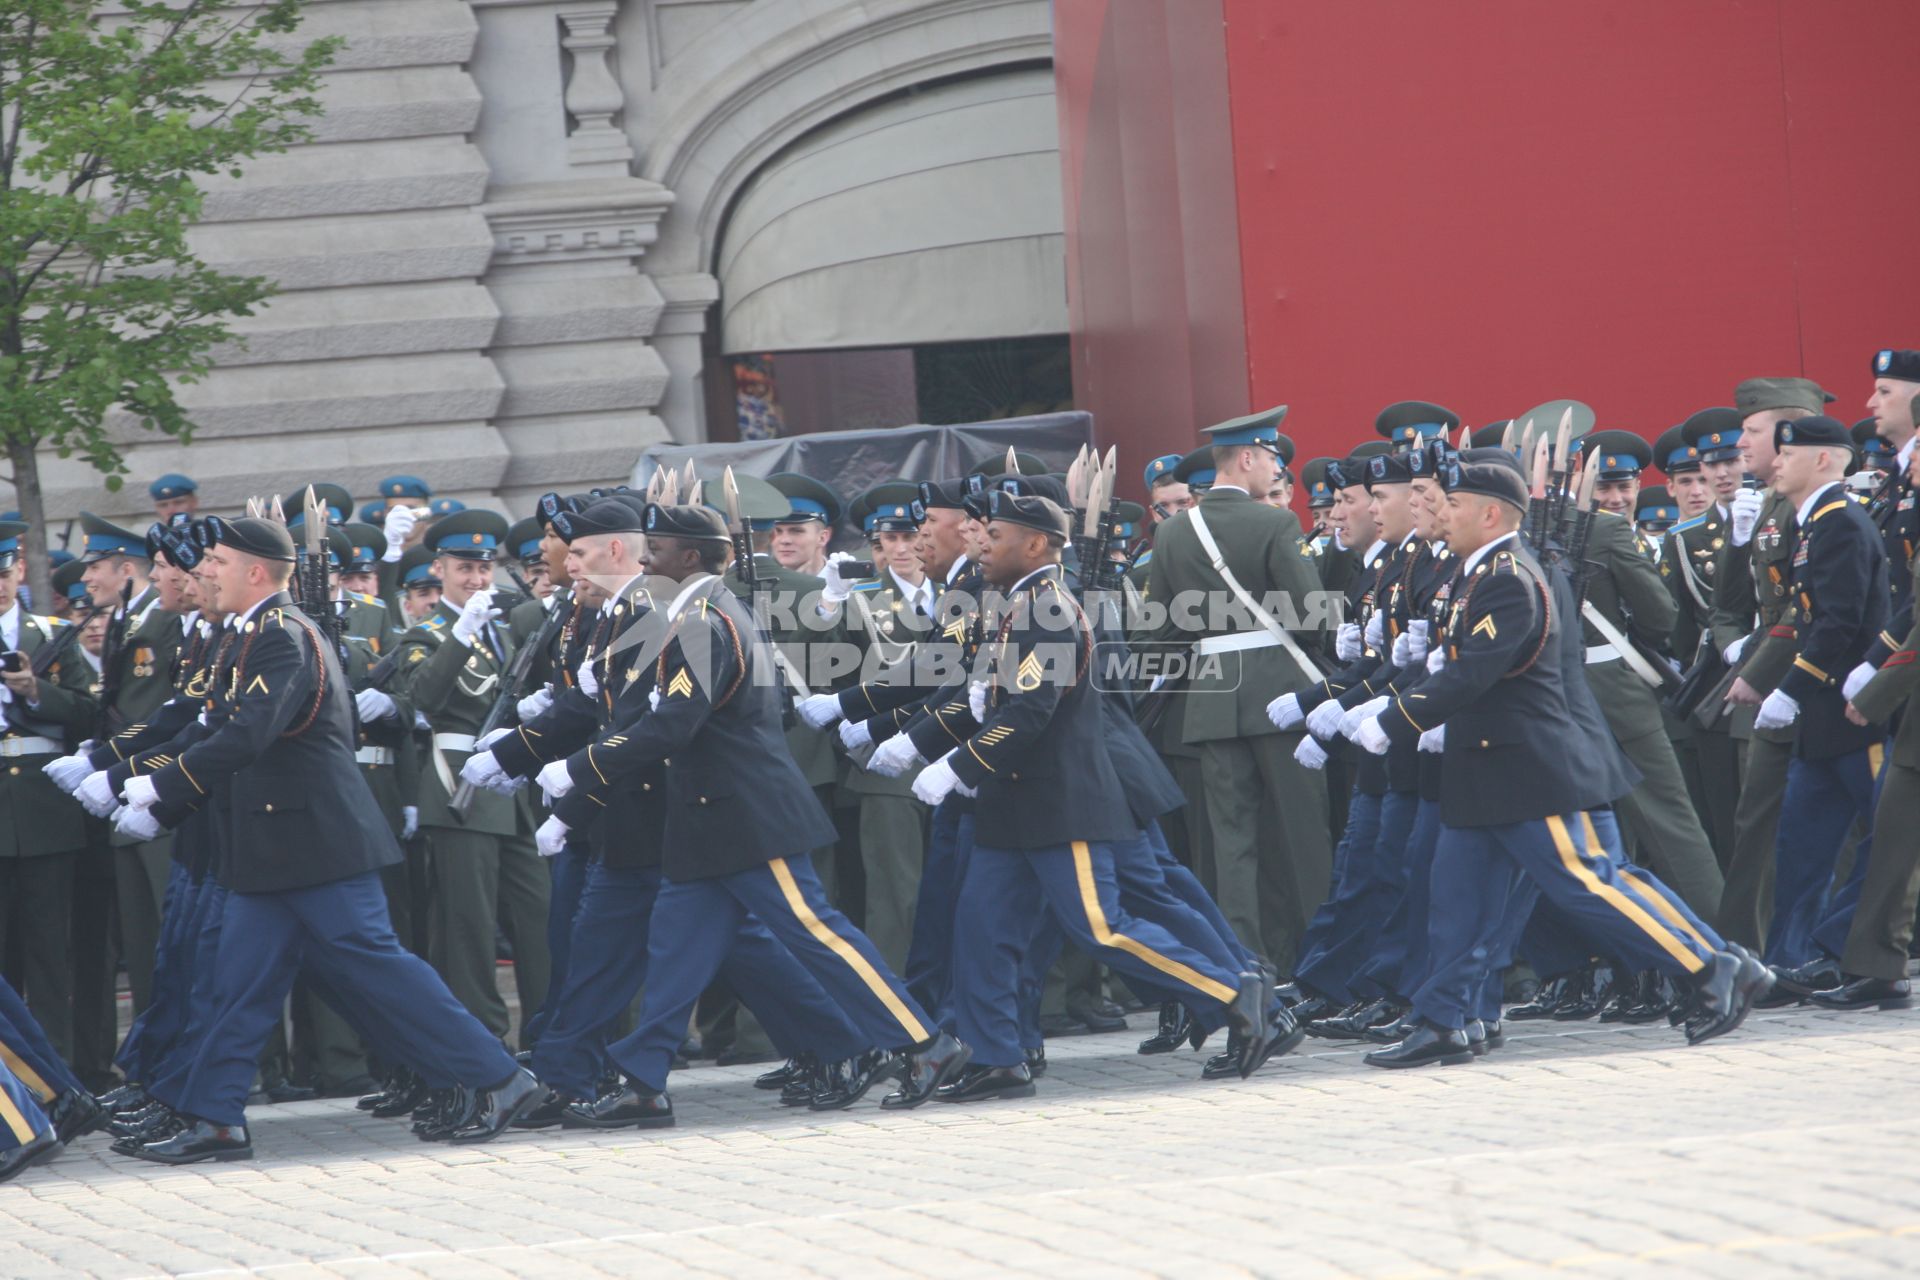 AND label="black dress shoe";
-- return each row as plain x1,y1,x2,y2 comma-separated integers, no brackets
50,1091,106,1145
111,1113,185,1157
809,1050,900,1111
1809,975,1913,1011
128,1119,252,1165
880,1032,971,1110
410,1087,471,1139
0,1131,60,1183
1757,956,1841,1008
1465,1020,1488,1055
1686,950,1773,1045
1064,995,1128,1034
263,1082,317,1104
371,1073,432,1120
936,1063,1035,1103
98,1083,147,1113
1364,1014,1418,1044
561,1081,675,1130
1037,1013,1090,1038
1309,996,1399,1041
756,1054,813,1091
1273,981,1304,1007
780,1064,820,1107
1364,1023,1475,1069
1483,1020,1504,1049
1549,967,1602,1021
510,1089,576,1130
356,1069,405,1112
1228,1007,1305,1078
1287,995,1337,1027
1024,1046,1047,1078
1506,975,1571,1021
1137,1002,1192,1055
1200,1024,1241,1080
447,1068,542,1144
1596,971,1637,1022
1617,971,1669,1024
108,1102,179,1141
